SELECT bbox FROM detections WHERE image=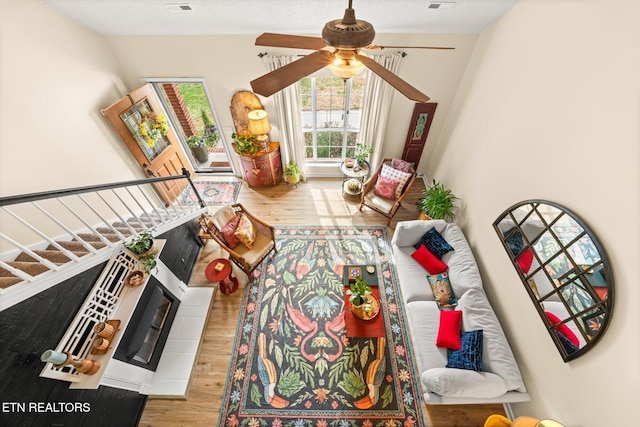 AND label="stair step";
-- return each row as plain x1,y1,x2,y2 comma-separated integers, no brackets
46,241,90,254
15,250,72,264
96,226,135,237
1,261,50,278
0,276,23,289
